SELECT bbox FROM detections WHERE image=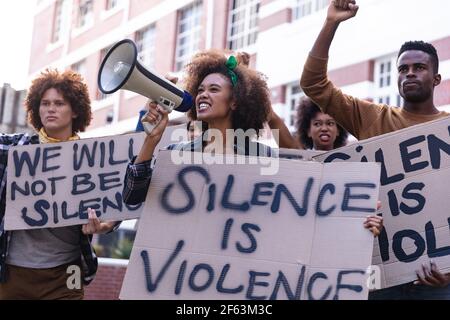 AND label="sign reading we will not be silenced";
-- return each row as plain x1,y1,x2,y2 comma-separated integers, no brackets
314,116,450,288
120,151,380,300
5,132,146,230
